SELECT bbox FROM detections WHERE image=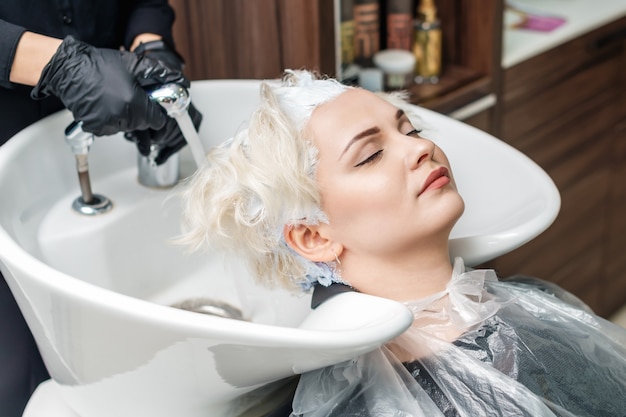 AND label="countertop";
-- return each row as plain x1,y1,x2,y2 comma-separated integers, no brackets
502,0,626,68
